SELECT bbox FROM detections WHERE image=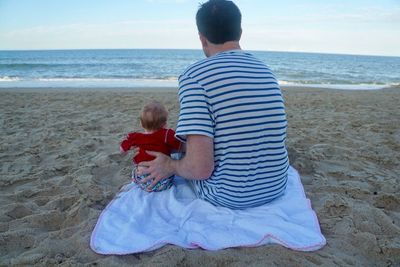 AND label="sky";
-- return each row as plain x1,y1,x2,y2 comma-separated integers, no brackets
0,0,399,56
